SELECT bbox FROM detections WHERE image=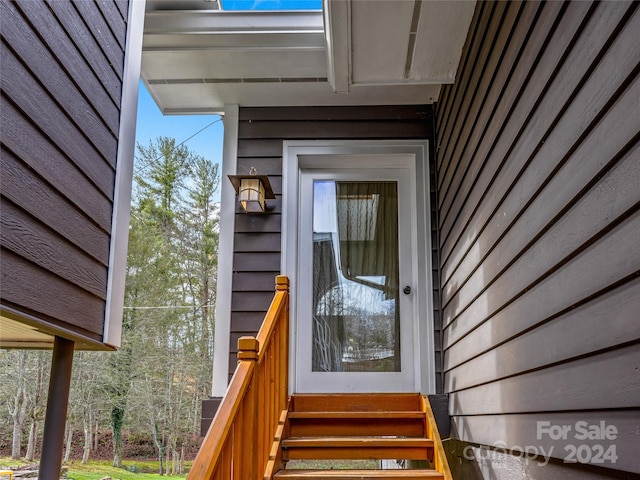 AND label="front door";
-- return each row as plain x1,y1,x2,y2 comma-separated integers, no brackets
295,166,416,392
